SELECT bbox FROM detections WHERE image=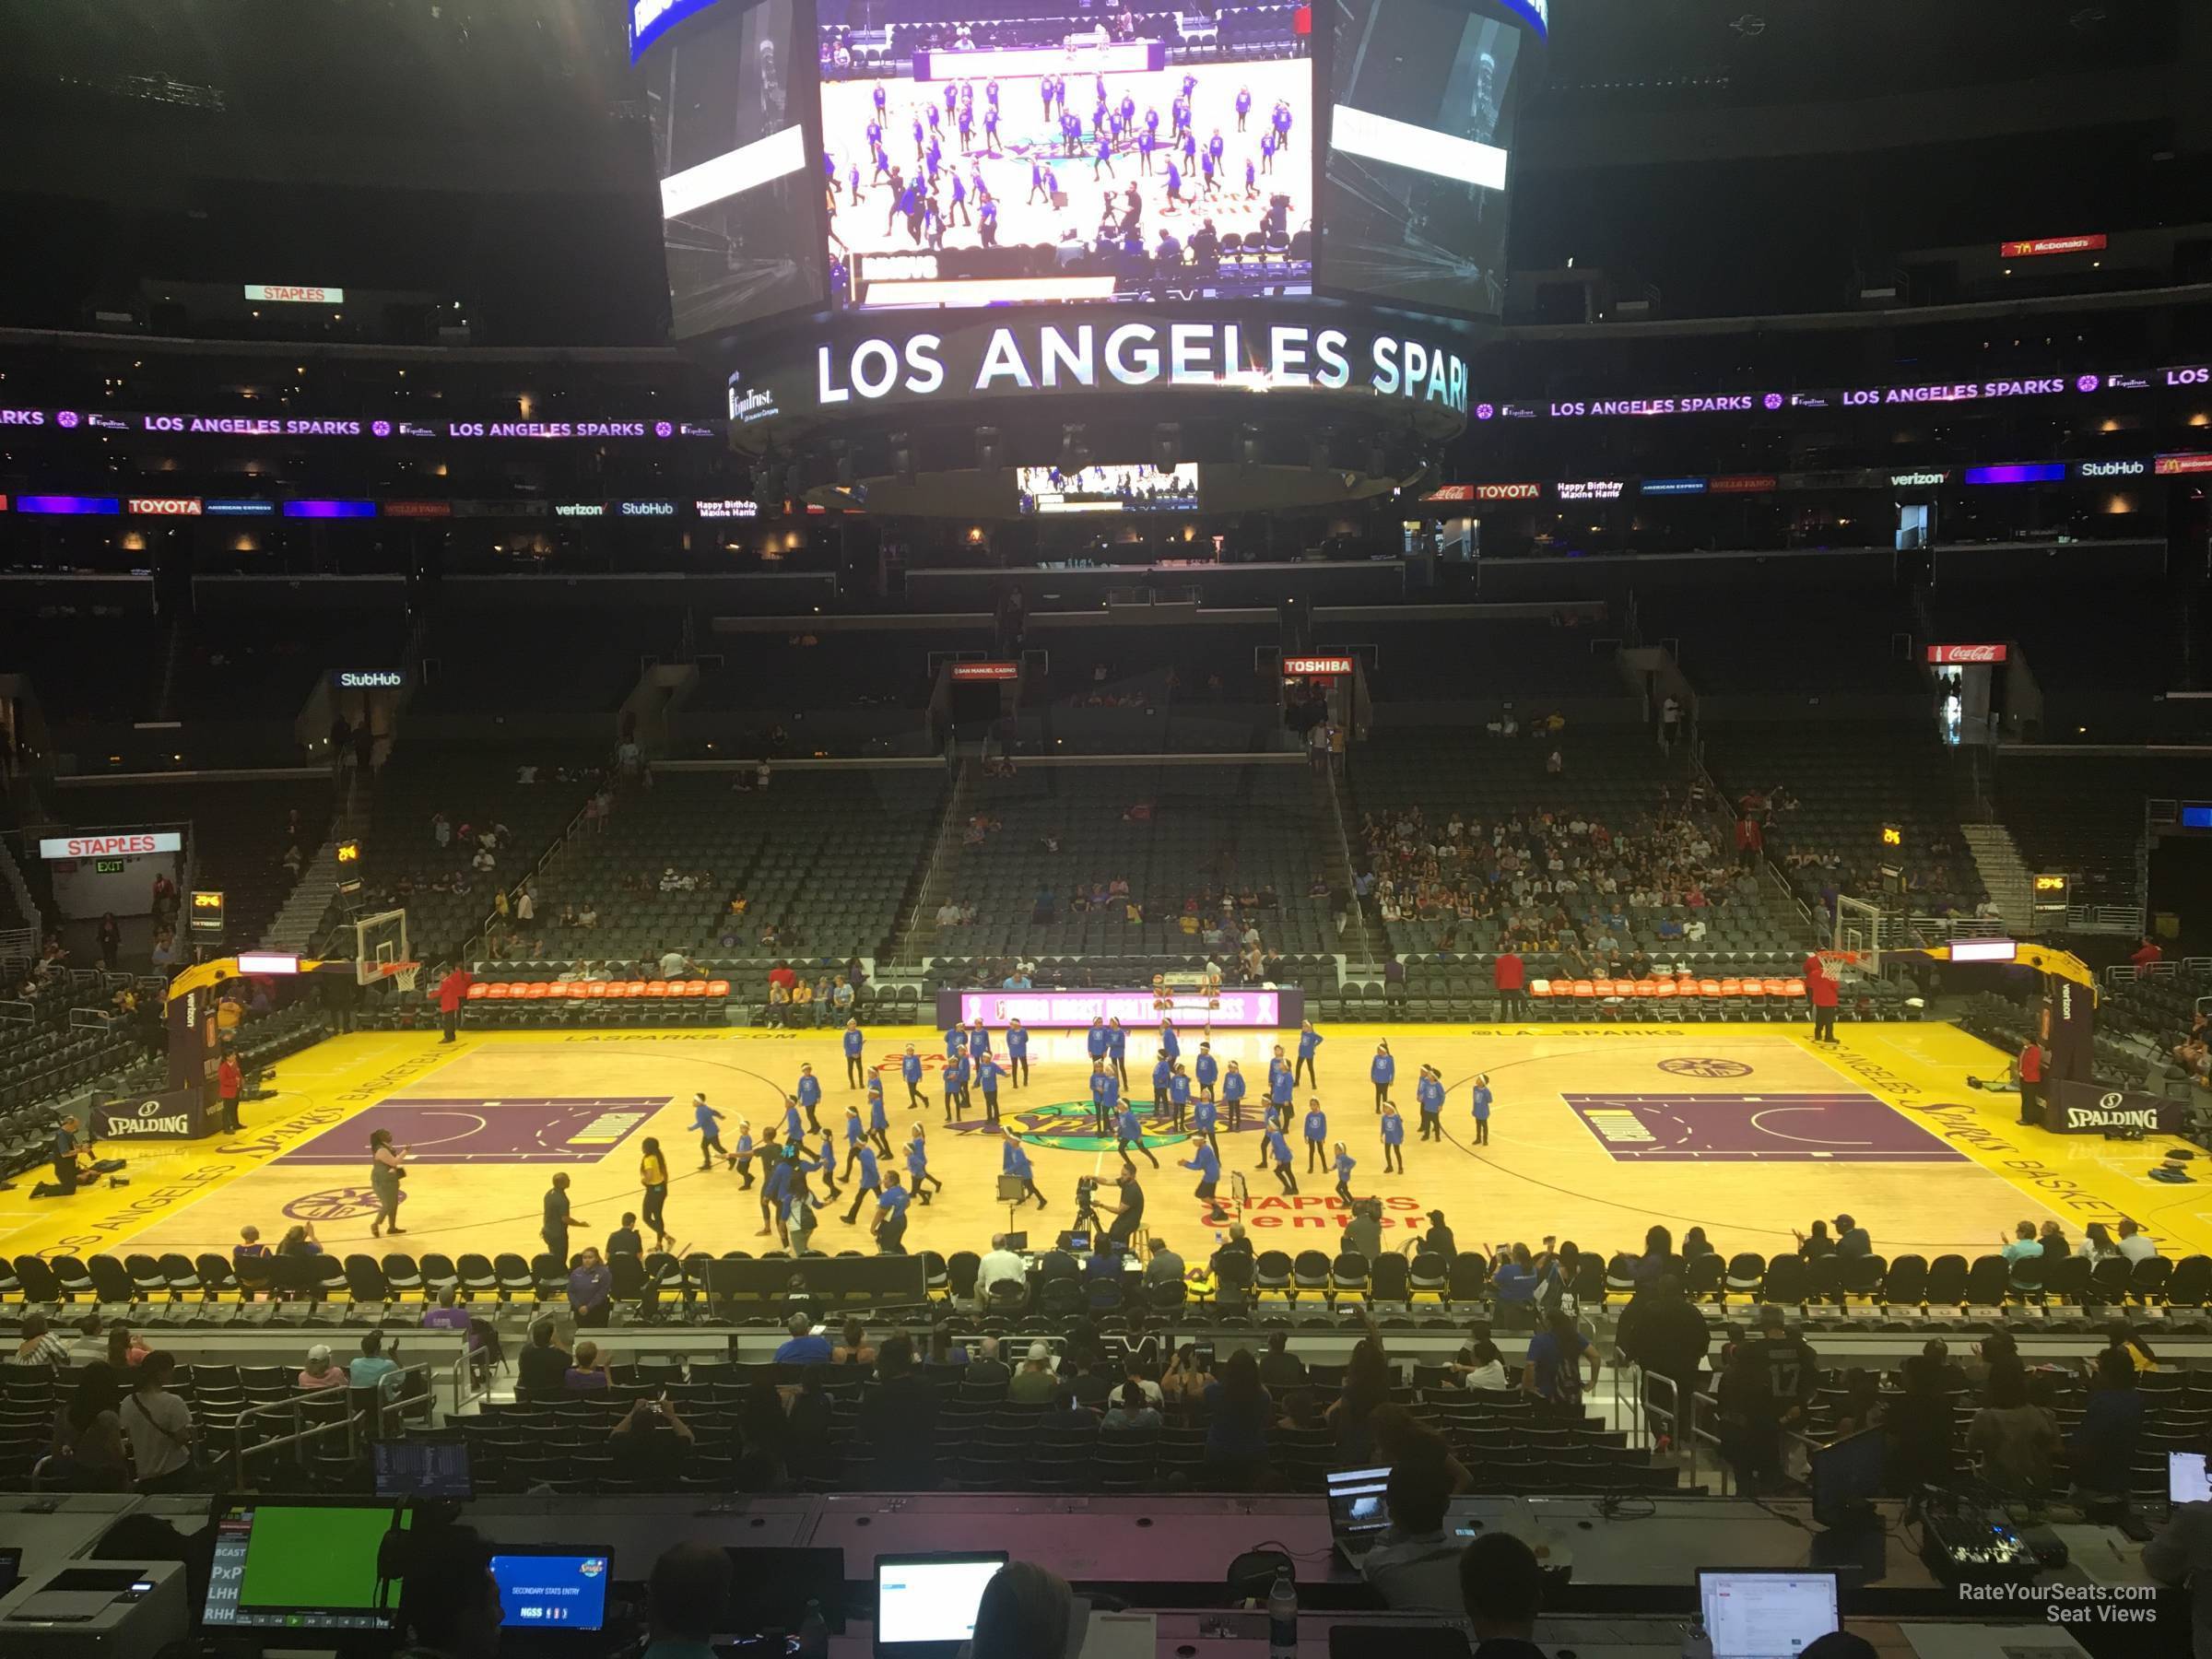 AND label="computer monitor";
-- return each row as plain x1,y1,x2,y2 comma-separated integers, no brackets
725,1546,846,1636
1697,1571,1840,1659
2171,1450,2211,1505
875,1552,1007,1657
371,1434,474,1500
1809,1430,1884,1528
0,1547,19,1594
1325,1466,1394,1536
202,1502,414,1632
491,1547,612,1631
